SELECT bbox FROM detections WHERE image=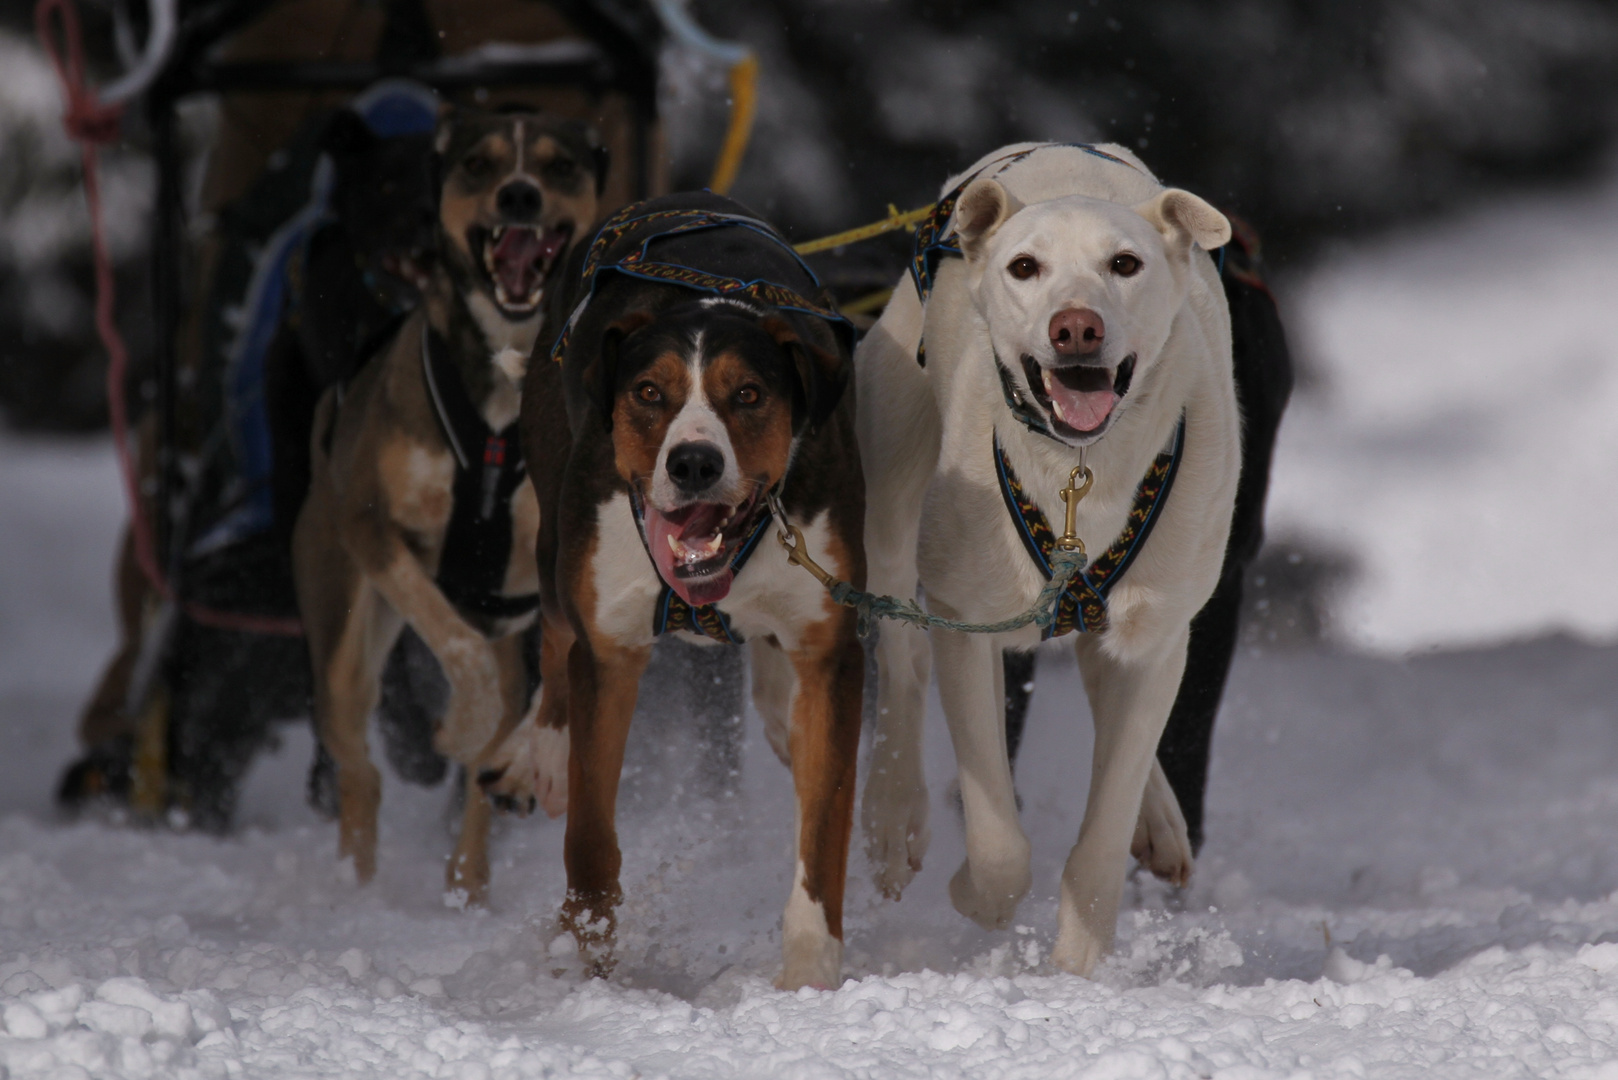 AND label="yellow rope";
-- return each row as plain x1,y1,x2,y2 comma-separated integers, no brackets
793,202,936,255
708,53,758,195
